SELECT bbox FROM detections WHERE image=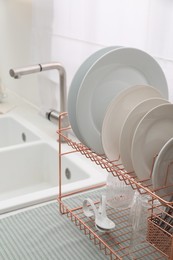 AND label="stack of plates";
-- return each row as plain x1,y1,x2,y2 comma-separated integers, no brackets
68,46,172,201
